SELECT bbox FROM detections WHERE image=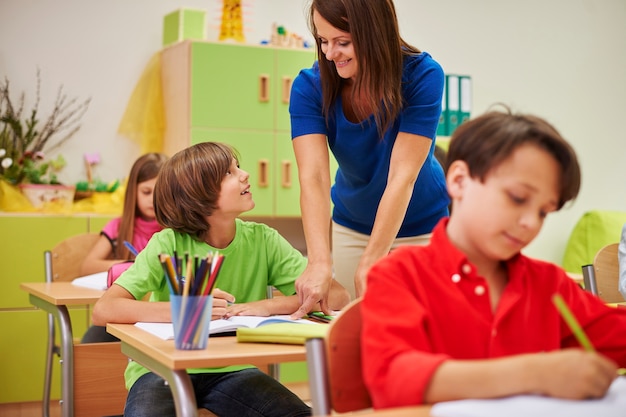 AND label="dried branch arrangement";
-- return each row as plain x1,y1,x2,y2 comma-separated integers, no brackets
0,69,91,184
